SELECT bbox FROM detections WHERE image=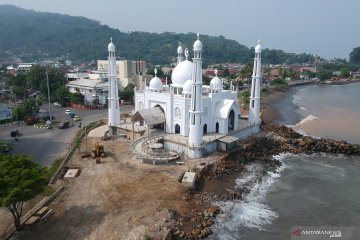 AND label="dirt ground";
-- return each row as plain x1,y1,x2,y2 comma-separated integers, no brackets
12,134,220,240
